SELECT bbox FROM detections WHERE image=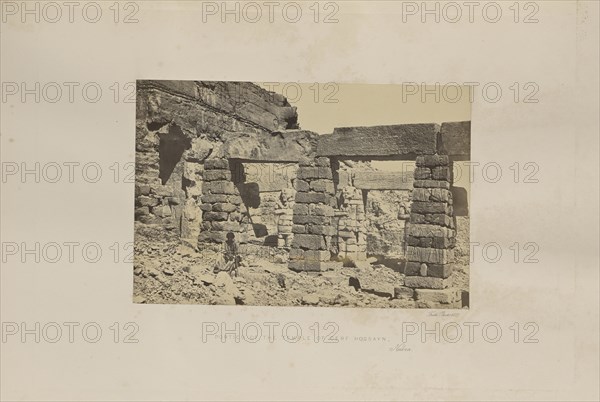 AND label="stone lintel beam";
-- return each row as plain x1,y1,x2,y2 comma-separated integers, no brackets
218,130,319,162
317,123,439,158
352,171,413,190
